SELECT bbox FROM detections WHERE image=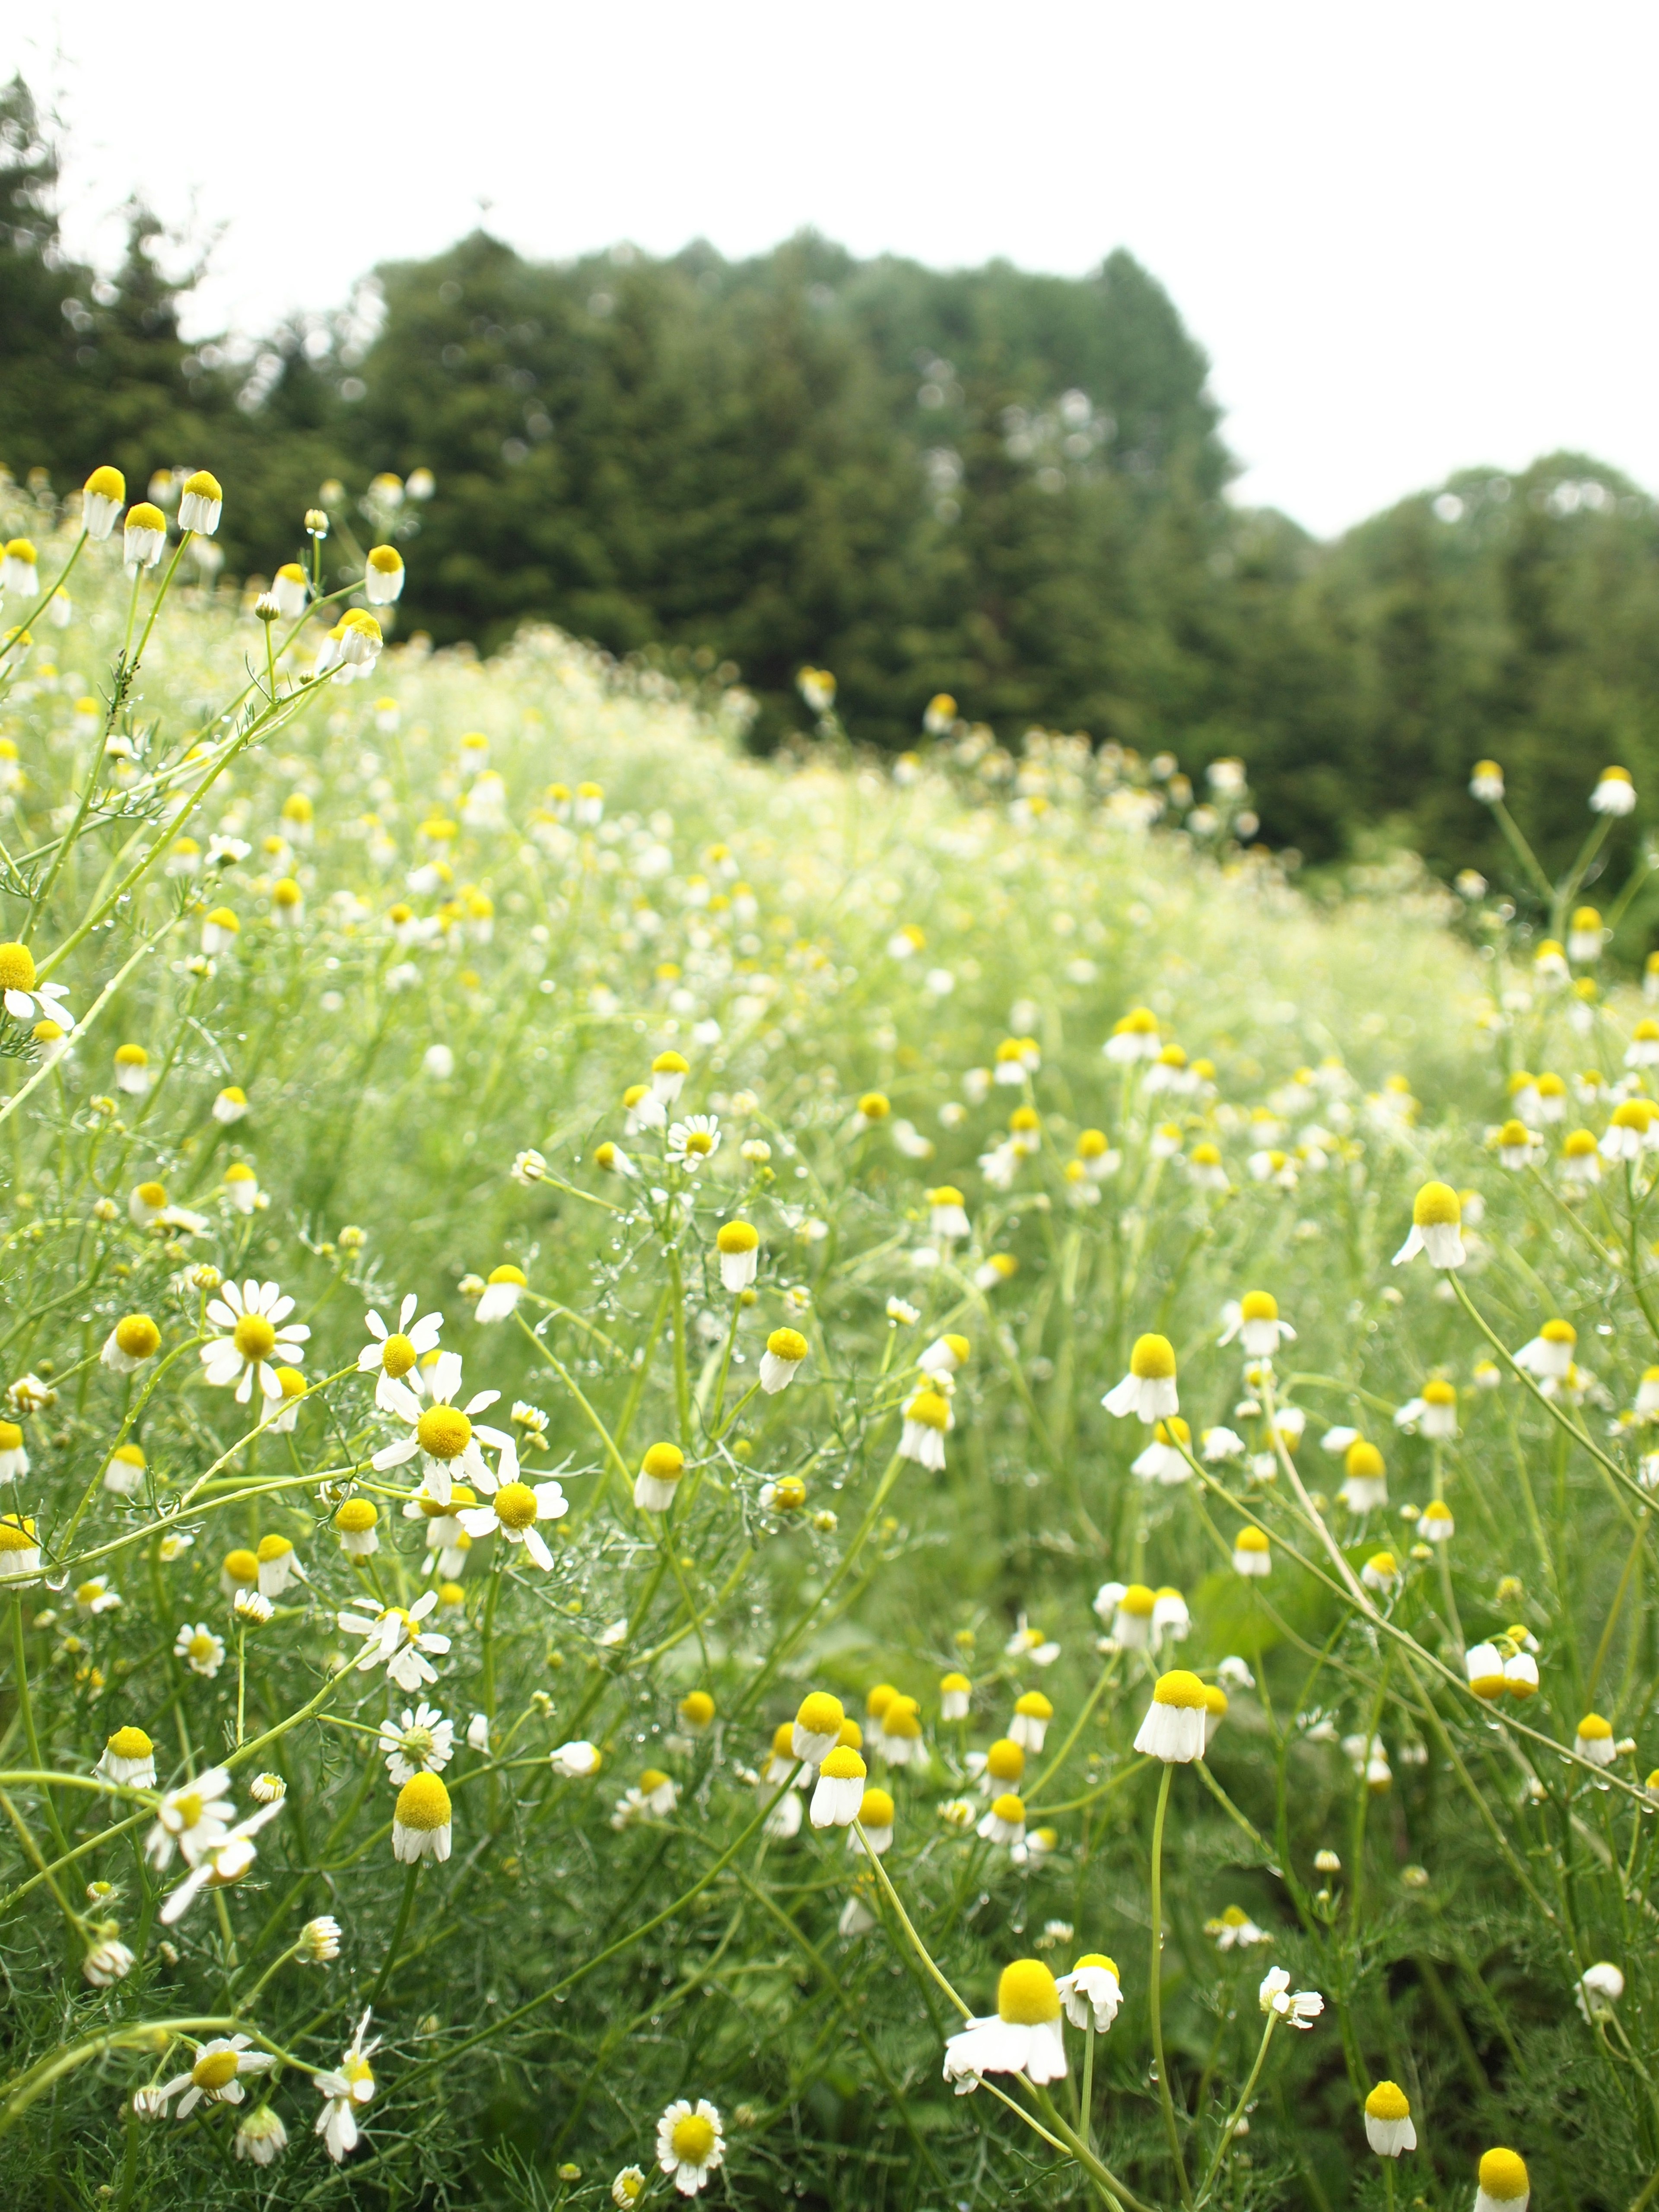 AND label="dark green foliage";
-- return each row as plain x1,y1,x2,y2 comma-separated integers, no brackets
7,72,1659,896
